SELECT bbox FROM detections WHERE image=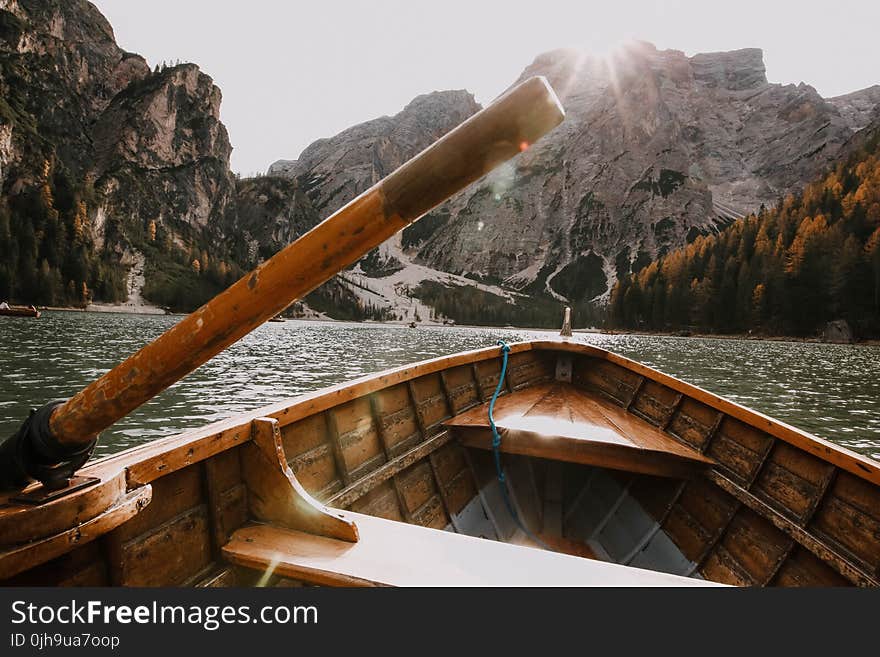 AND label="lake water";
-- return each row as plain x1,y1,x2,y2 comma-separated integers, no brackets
1,311,879,461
